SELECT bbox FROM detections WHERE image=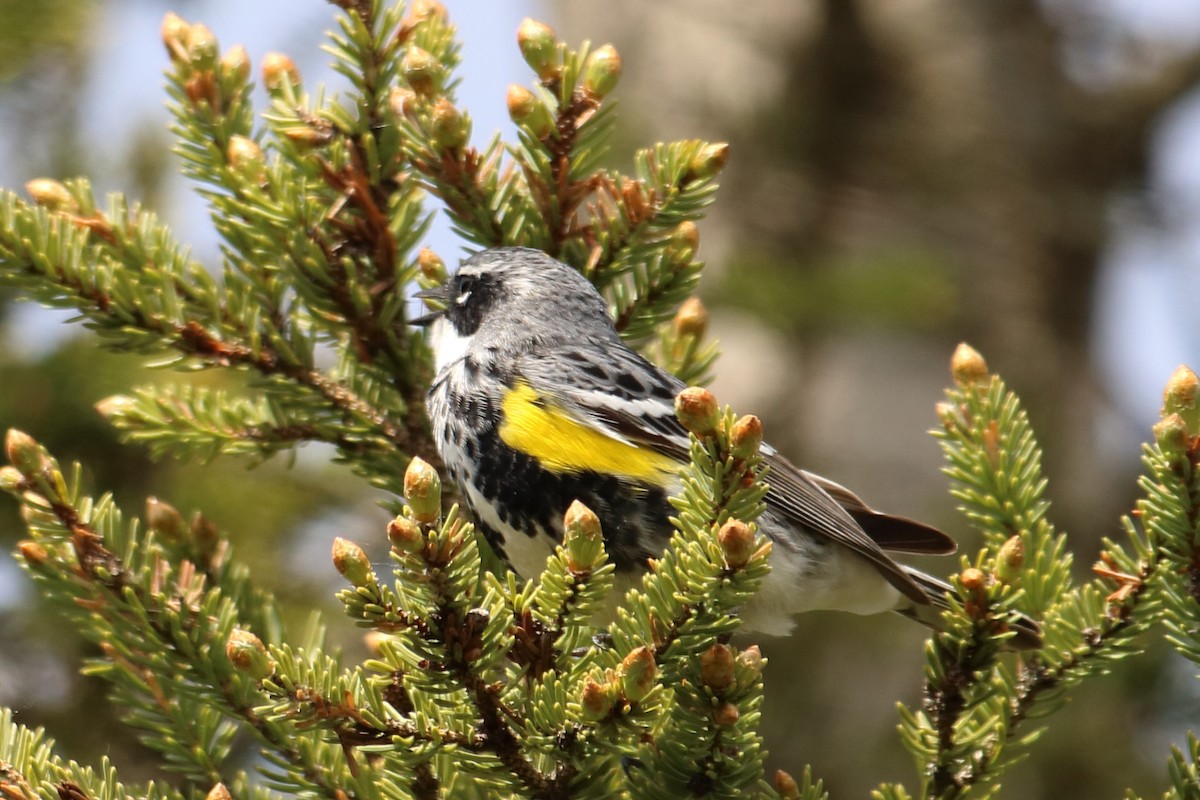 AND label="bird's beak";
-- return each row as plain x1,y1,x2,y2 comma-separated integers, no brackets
410,285,445,327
